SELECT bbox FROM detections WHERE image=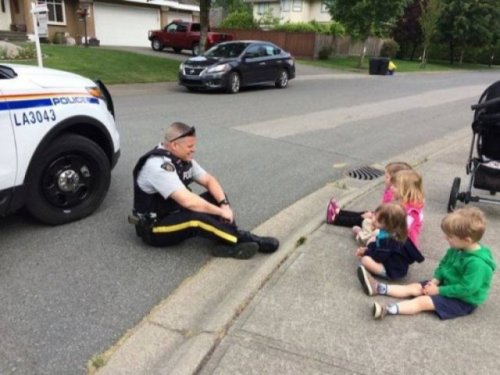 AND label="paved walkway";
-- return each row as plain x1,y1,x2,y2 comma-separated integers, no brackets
90,126,500,374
